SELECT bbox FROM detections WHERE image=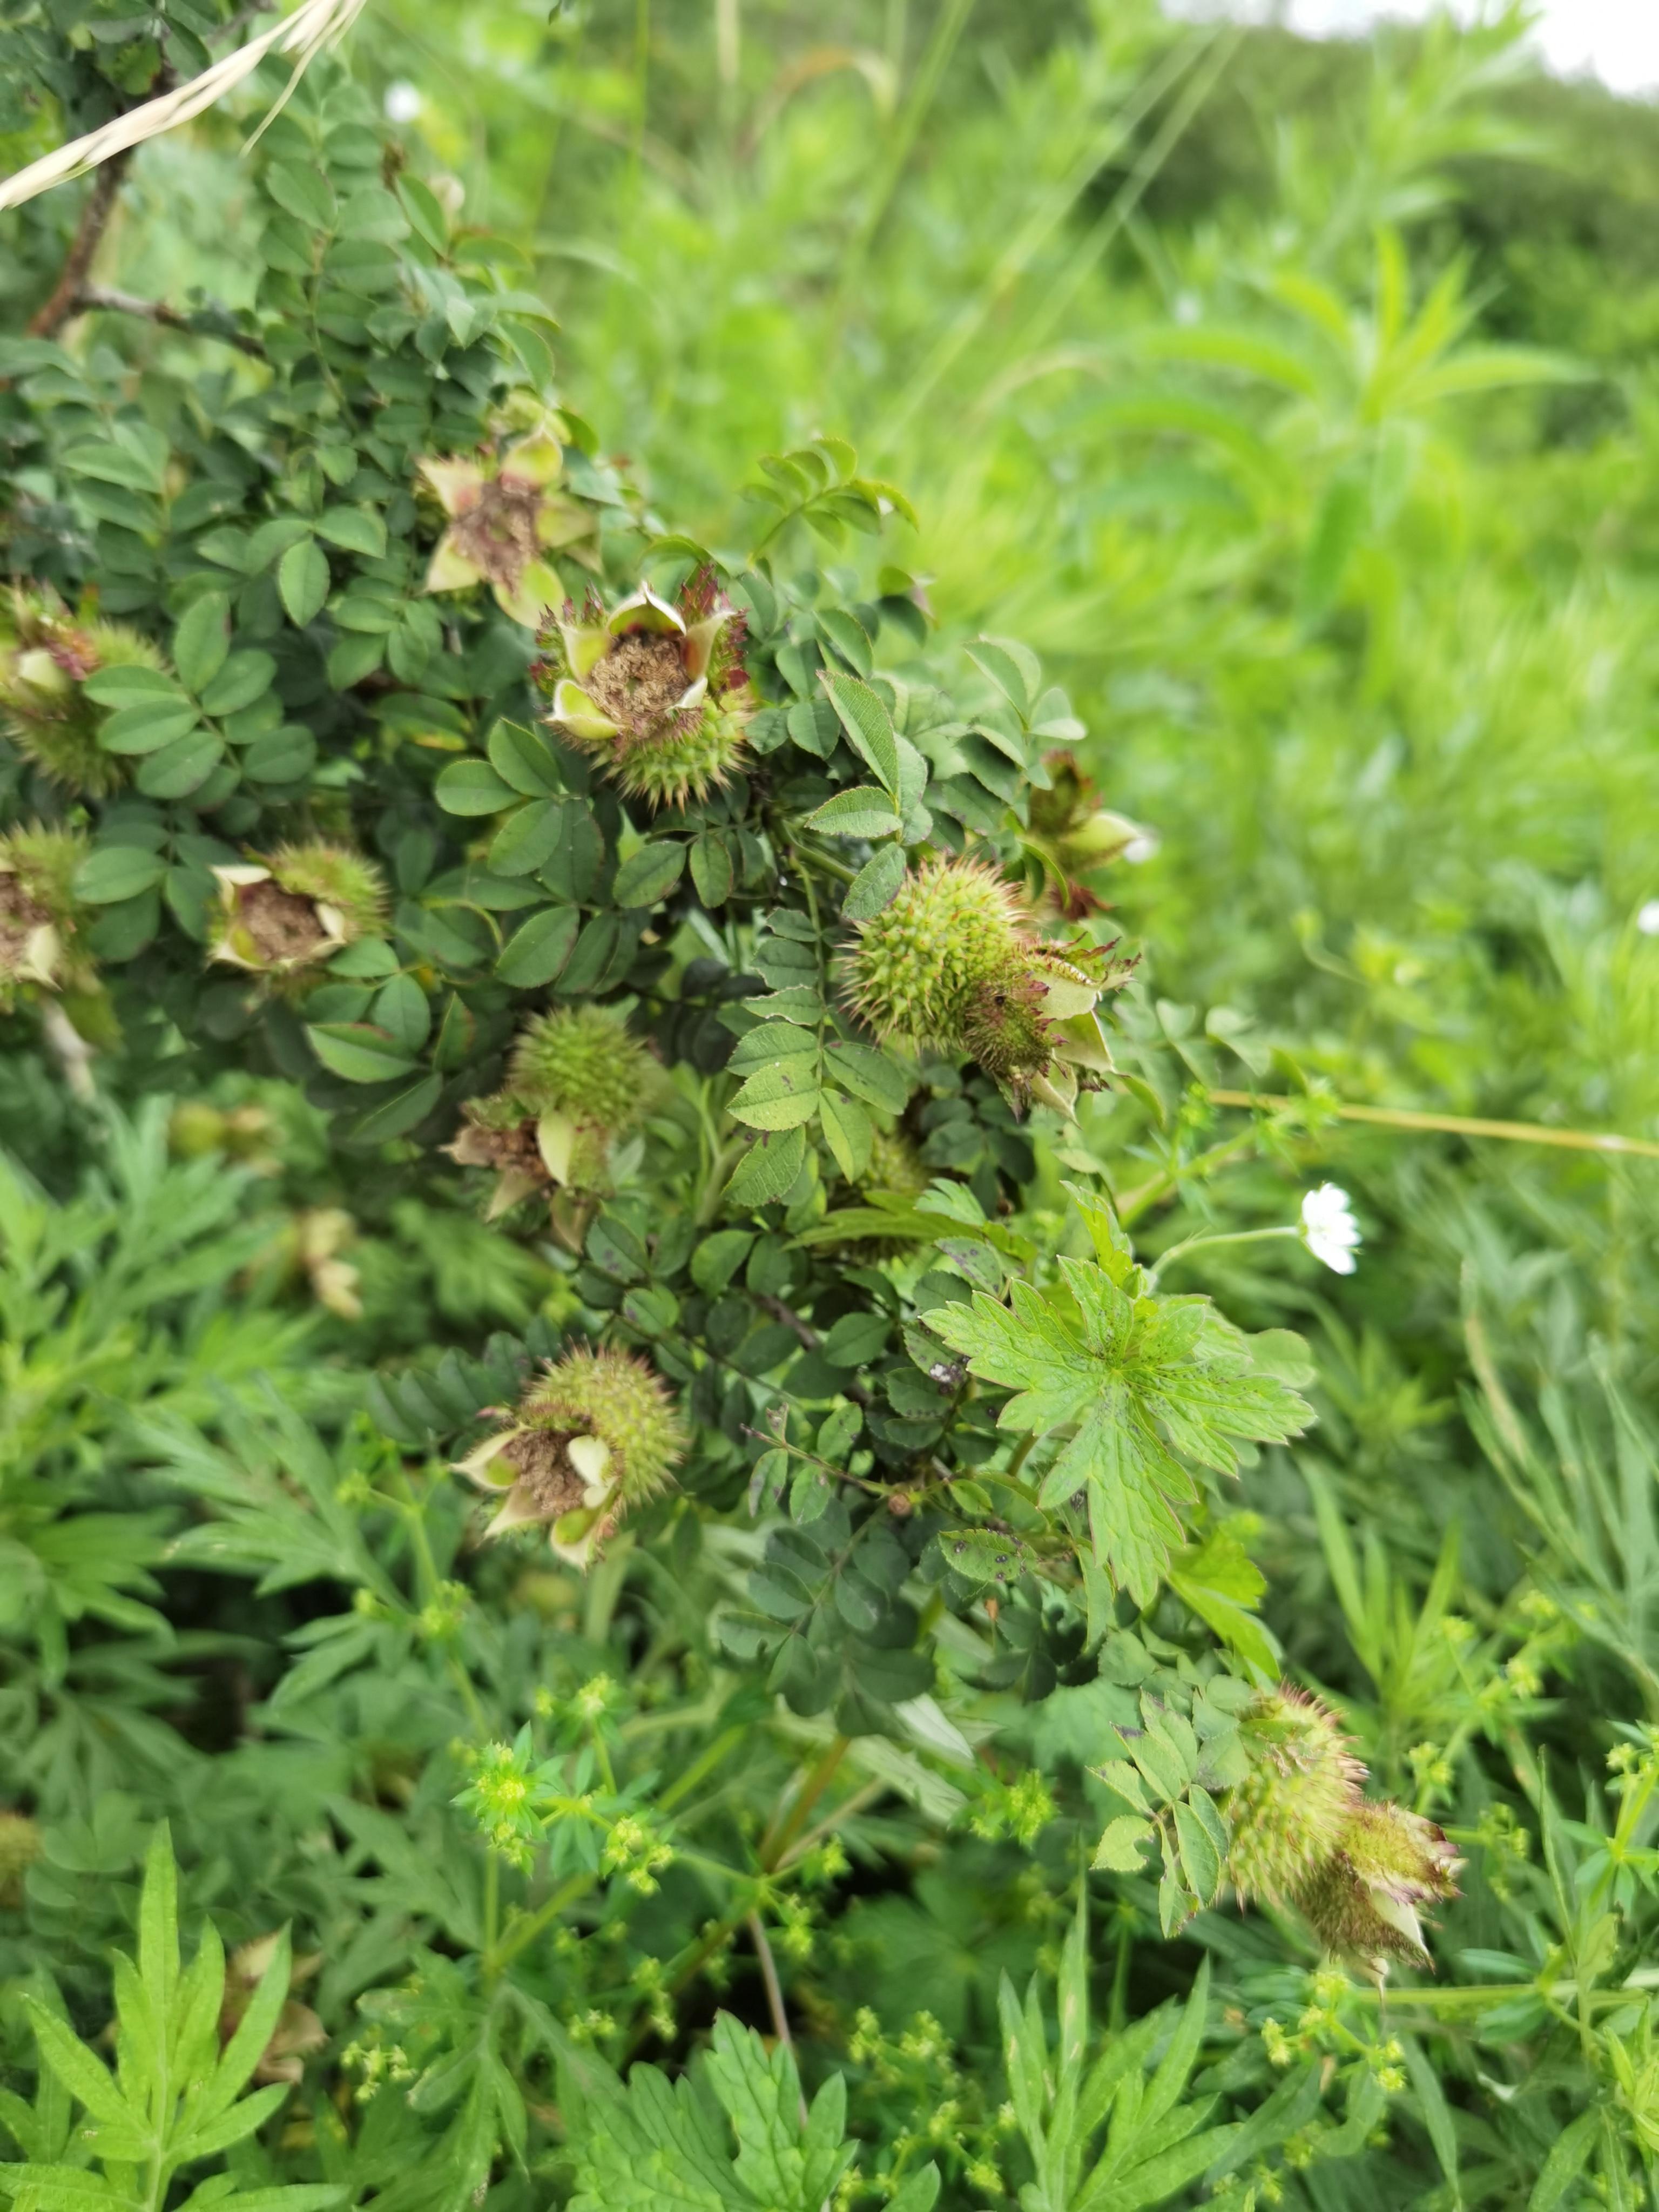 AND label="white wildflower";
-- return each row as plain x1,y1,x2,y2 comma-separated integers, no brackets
1301,1183,1361,1275
1637,900,1659,936
383,80,422,122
